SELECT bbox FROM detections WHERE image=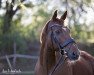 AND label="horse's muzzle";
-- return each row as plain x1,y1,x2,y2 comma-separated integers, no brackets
67,49,80,60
